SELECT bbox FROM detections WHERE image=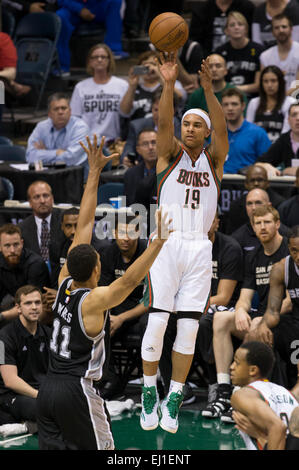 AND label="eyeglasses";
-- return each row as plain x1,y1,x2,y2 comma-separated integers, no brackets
138,140,157,148
90,55,109,60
